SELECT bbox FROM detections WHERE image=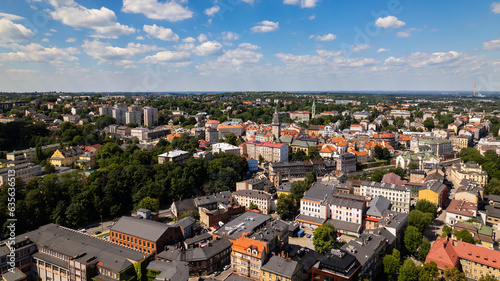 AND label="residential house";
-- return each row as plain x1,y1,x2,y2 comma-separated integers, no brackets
364,196,391,230
455,179,484,204
311,249,360,281
445,199,478,226
49,146,83,167
296,183,335,227
418,181,448,208
232,190,272,214
261,255,303,281
359,181,411,213
158,150,190,164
